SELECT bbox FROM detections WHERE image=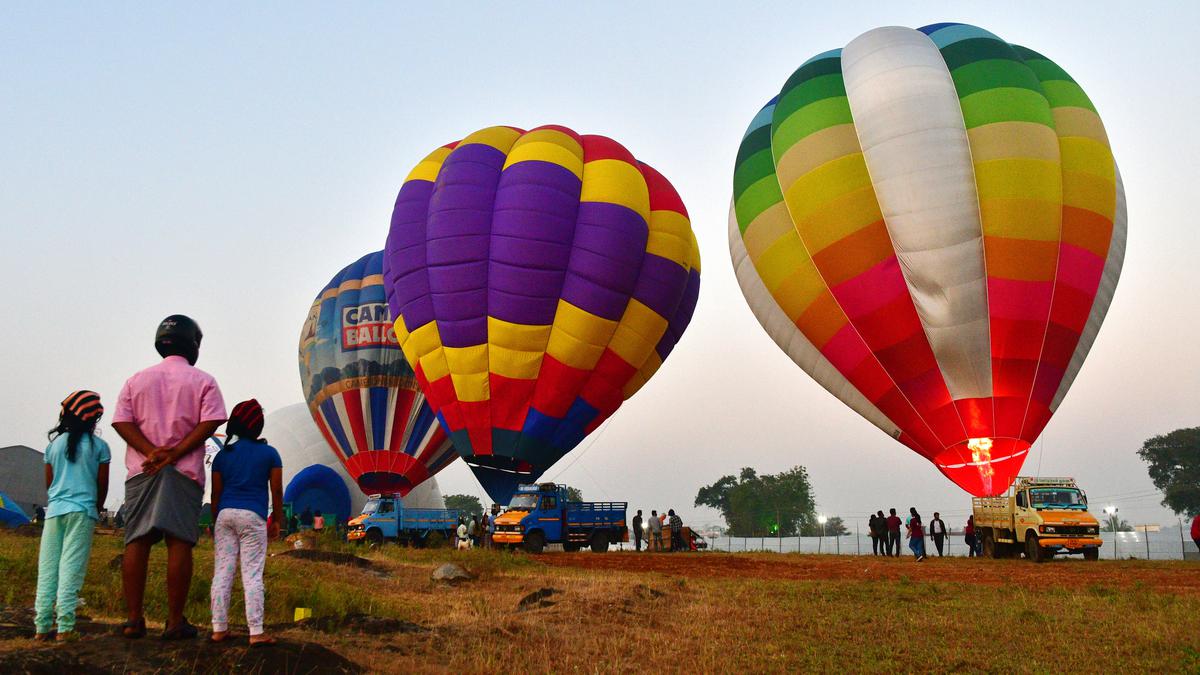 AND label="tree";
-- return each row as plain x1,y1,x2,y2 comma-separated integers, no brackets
694,466,815,536
1102,515,1133,533
565,486,583,502
798,515,849,537
1136,427,1200,515
444,494,482,517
